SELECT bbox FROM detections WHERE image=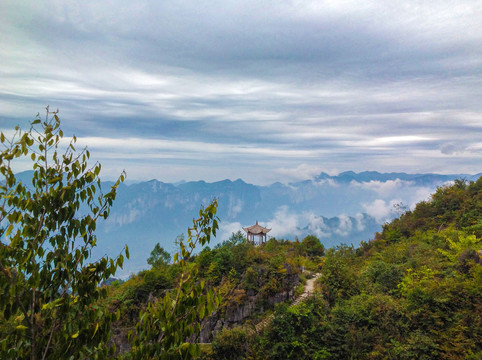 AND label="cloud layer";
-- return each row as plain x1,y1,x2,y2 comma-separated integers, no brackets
1,1,481,183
